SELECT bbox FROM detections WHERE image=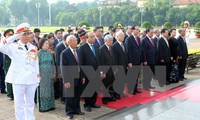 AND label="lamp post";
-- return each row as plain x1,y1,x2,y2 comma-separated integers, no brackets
49,3,51,26
140,7,144,27
97,0,105,26
35,2,41,27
